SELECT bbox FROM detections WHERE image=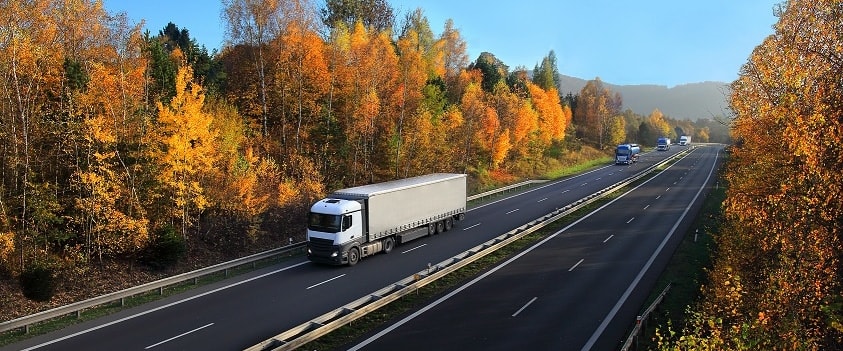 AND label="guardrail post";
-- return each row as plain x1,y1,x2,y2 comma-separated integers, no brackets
635,315,642,350
225,268,230,277
120,297,125,306
76,310,81,319
25,324,29,334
